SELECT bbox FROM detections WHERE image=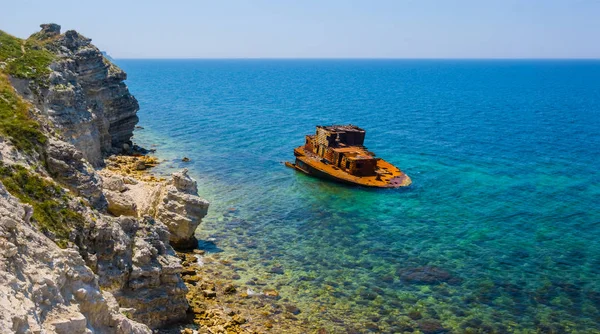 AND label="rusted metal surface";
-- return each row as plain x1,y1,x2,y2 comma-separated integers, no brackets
286,125,411,188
